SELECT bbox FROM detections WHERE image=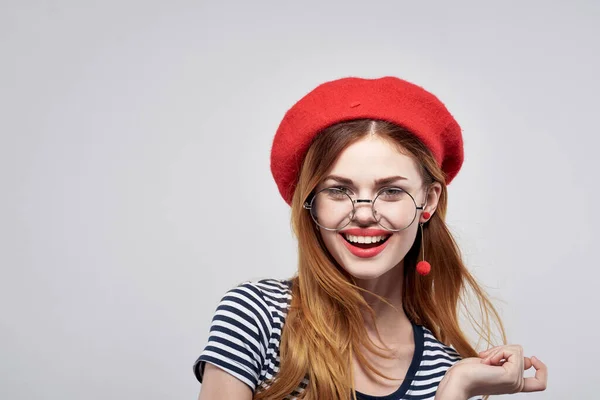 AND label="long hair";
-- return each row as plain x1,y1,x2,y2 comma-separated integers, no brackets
255,119,506,399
